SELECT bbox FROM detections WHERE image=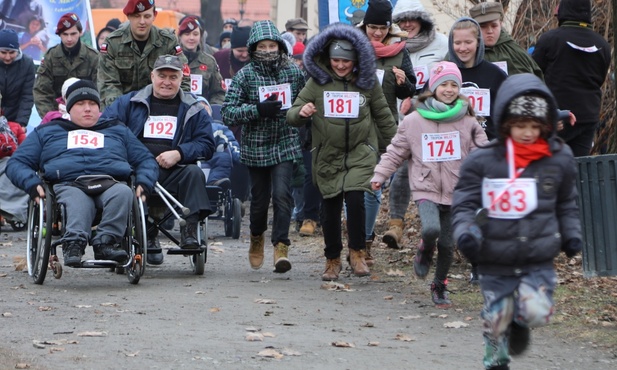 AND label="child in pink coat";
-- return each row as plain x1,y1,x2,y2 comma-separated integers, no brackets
371,61,487,307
